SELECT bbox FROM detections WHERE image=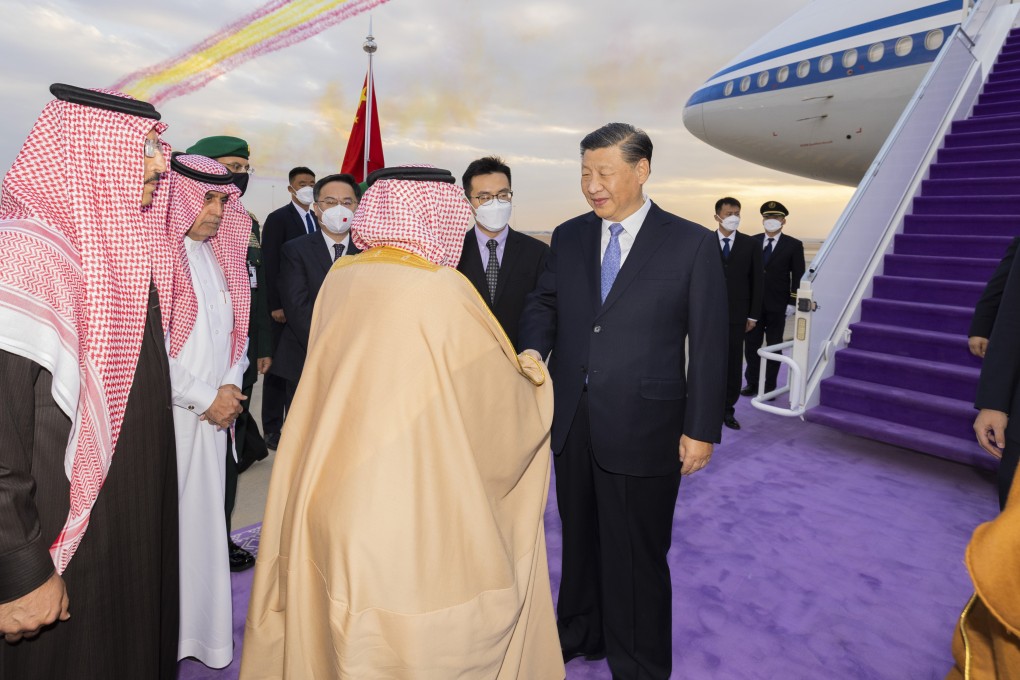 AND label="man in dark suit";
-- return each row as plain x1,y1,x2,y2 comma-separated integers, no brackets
713,197,763,430
261,166,317,448
275,174,361,396
519,123,728,680
969,236,1019,358
456,156,549,350
742,201,805,398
